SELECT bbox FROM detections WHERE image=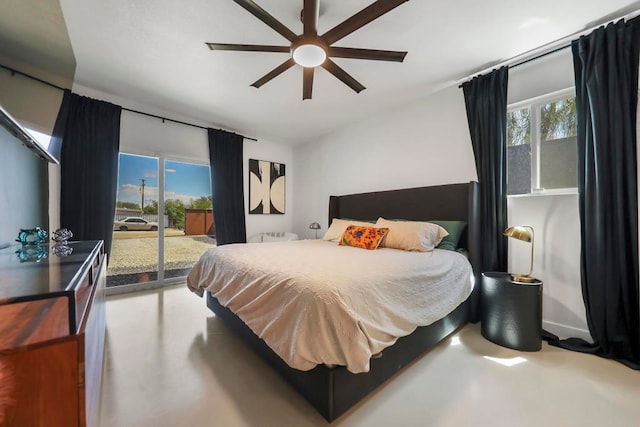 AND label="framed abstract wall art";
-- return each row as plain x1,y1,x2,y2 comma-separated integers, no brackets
249,159,285,214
